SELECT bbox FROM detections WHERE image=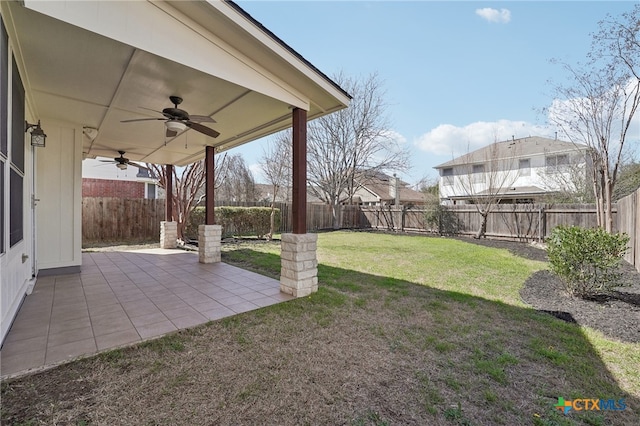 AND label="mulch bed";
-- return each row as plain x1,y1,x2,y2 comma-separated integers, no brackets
461,236,640,344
